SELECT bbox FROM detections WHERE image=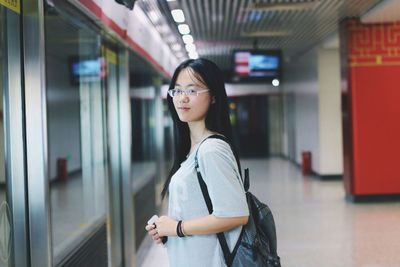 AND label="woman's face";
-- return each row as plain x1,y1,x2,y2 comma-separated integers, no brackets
172,68,212,123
